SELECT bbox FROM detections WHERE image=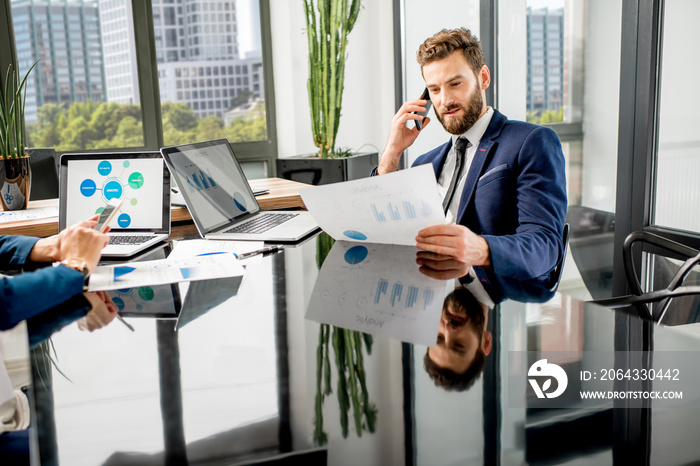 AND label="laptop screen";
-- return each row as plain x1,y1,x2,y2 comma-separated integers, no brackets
160,139,259,234
60,153,170,232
